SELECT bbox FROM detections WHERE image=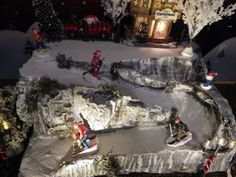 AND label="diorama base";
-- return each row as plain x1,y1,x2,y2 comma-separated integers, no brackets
200,83,212,90
166,132,192,147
